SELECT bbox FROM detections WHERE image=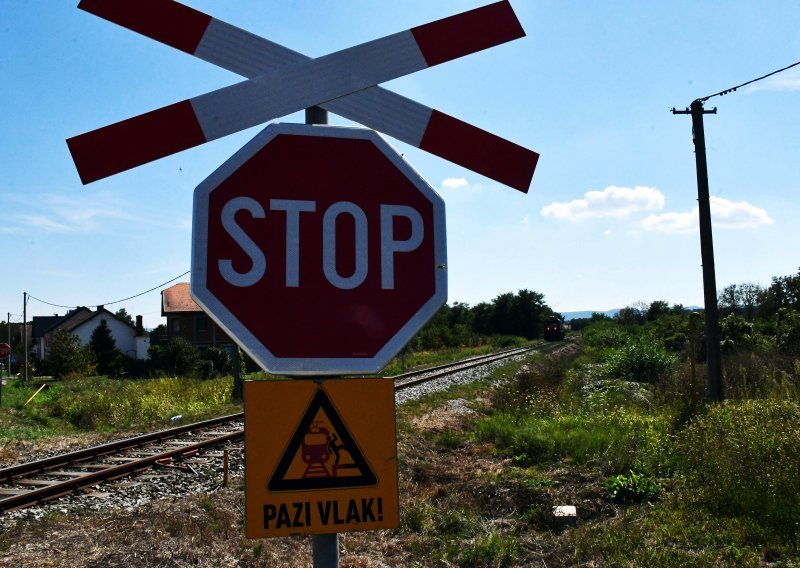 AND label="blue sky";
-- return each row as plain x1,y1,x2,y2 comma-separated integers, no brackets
2,0,799,328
